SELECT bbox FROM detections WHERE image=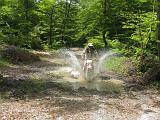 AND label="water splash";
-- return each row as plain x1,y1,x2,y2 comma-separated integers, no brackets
65,50,82,72
59,49,83,79
59,49,113,80
95,51,113,75
55,49,125,92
